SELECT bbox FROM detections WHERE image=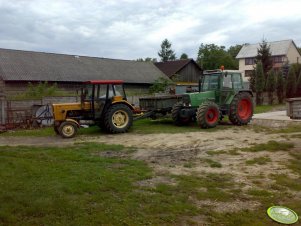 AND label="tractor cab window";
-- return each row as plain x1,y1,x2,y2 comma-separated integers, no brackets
113,84,126,99
231,73,243,89
201,74,220,91
82,86,93,100
96,84,108,99
223,74,232,89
